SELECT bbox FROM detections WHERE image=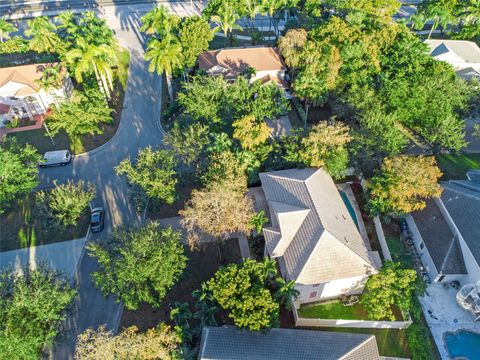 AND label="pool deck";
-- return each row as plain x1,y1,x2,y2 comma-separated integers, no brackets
419,284,480,359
